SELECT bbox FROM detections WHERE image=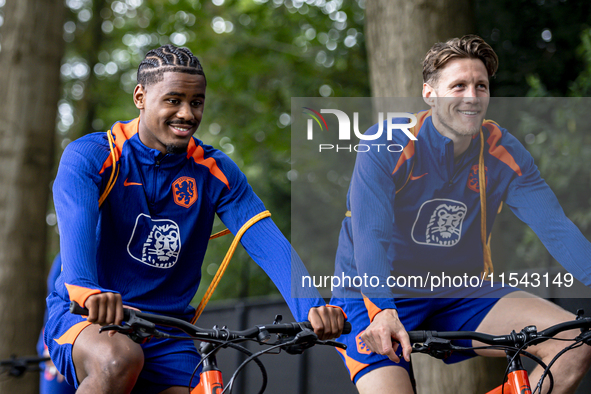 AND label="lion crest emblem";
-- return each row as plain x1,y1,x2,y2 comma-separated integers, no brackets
142,223,180,268
411,199,467,247
128,214,181,268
